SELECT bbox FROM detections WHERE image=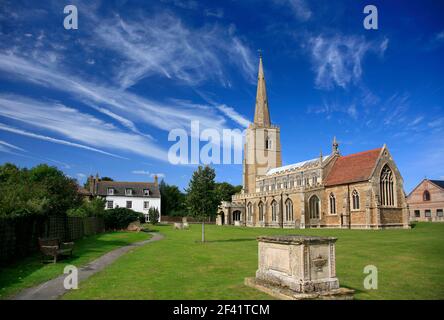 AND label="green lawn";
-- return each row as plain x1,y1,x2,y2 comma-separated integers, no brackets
63,223,444,300
0,231,151,299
